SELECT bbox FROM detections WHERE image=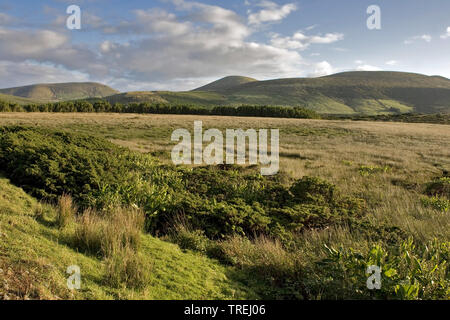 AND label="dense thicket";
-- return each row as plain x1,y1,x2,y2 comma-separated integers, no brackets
0,100,320,119
0,126,360,240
